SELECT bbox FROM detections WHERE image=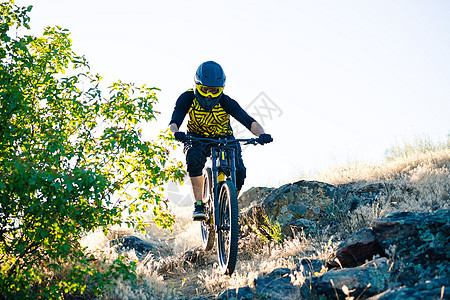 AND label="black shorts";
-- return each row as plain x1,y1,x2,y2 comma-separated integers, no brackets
184,140,247,190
